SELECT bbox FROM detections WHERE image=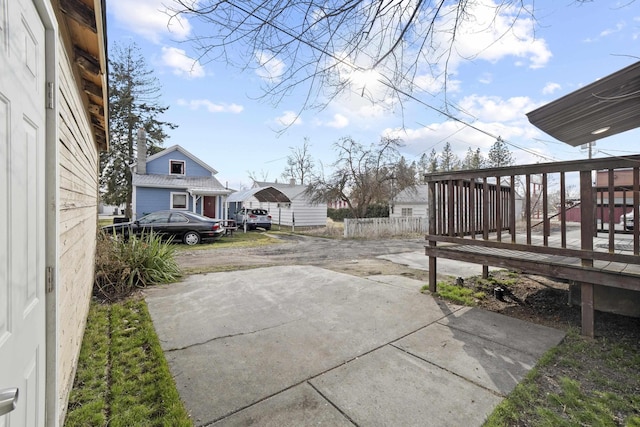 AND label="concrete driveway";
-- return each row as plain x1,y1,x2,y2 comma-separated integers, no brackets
145,265,564,426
